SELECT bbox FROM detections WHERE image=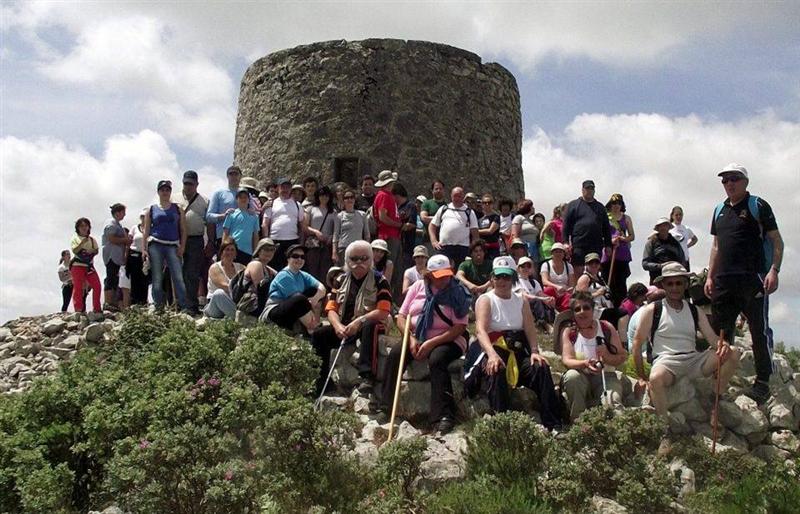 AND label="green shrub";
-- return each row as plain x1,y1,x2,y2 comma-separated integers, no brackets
775,341,800,371
465,411,551,483
426,474,549,514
